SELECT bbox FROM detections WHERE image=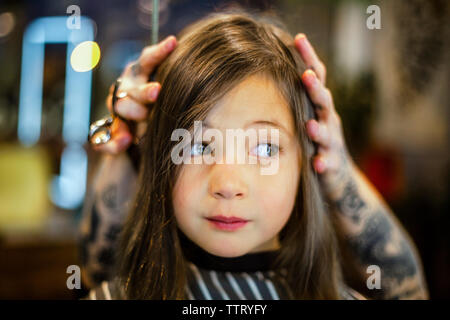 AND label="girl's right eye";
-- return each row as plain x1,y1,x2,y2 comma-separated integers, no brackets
191,142,211,156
